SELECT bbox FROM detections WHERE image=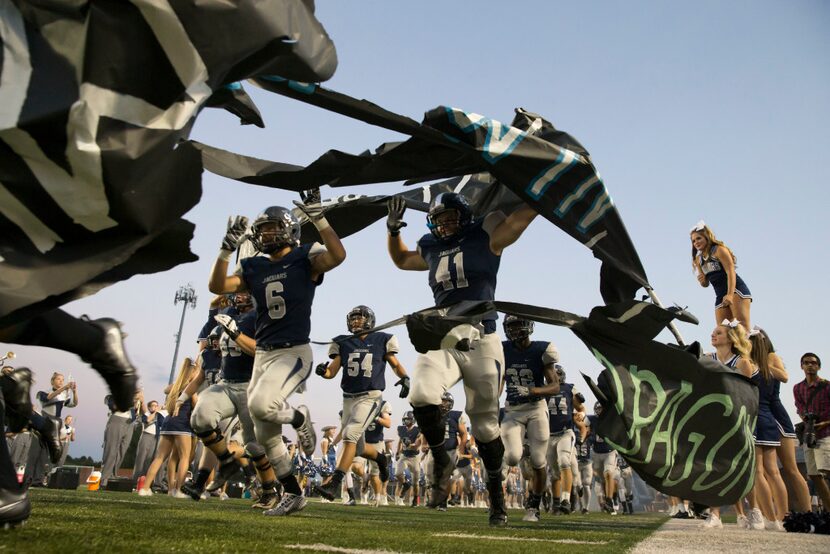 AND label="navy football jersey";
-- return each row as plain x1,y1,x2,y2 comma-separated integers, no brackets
443,410,464,451
588,414,612,454
575,432,593,462
328,332,399,394
364,401,392,444
237,244,324,348
417,214,503,329
503,340,558,405
548,382,576,434
199,348,222,386
398,424,420,457
219,310,256,381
